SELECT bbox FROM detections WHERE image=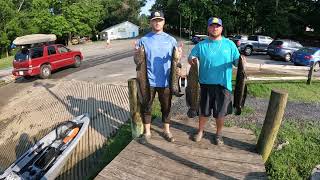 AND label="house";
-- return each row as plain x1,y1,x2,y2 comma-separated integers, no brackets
100,21,139,40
